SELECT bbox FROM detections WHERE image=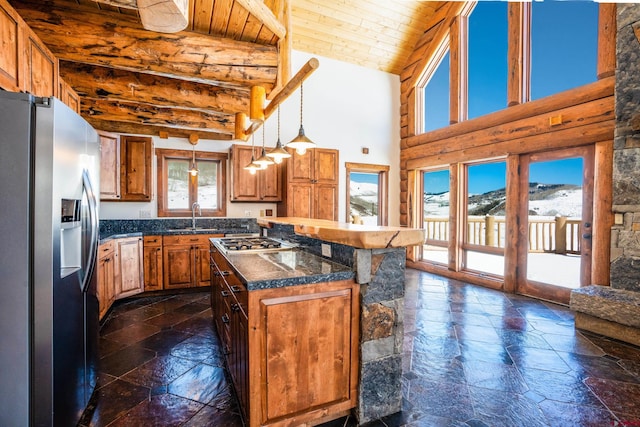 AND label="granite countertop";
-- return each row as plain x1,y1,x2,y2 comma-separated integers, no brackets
258,217,425,249
216,246,355,291
99,228,257,244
